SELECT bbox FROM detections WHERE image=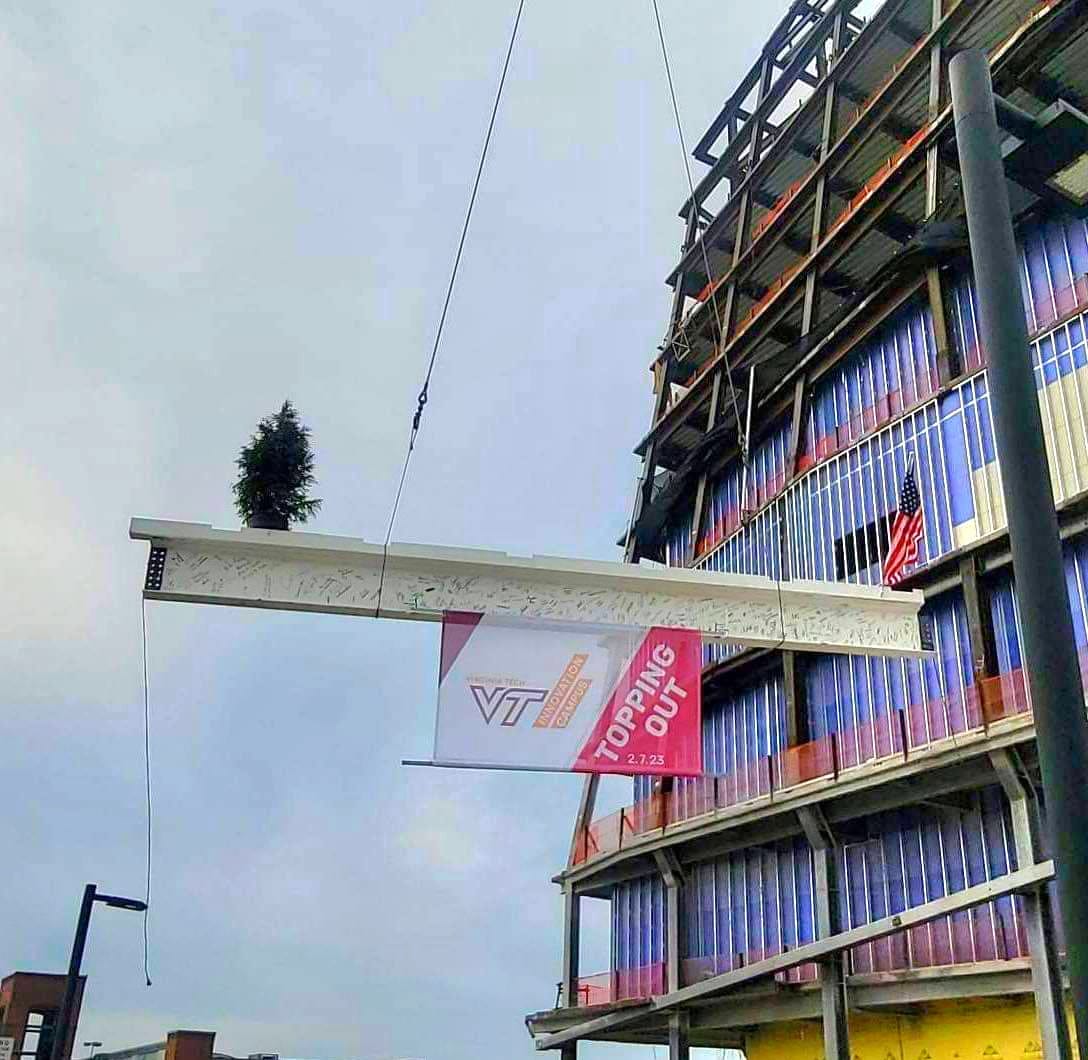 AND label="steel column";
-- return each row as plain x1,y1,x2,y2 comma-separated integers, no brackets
952,49,1088,1051
670,204,701,332
655,849,685,995
960,555,998,691
630,197,701,562
668,1011,690,1060
690,368,724,552
783,650,809,746
787,374,810,480
804,12,846,336
926,0,945,214
924,14,952,378
51,885,95,1060
562,884,581,1010
925,0,955,382
990,750,1073,1060
568,776,600,868
798,808,850,1060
